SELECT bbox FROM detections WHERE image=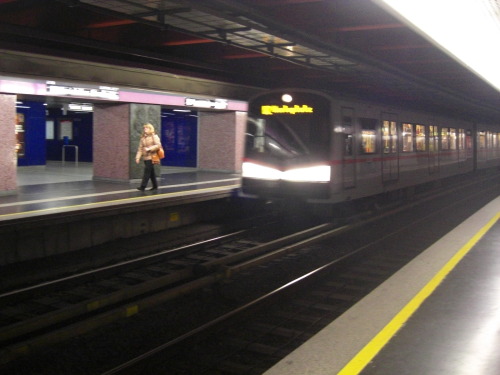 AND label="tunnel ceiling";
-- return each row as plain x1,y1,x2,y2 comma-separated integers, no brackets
0,0,499,122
